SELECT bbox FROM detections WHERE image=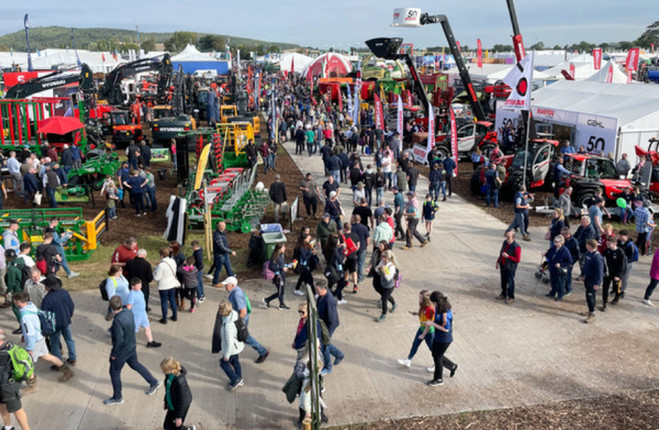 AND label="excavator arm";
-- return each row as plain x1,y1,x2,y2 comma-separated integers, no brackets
100,53,172,105
4,63,94,100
